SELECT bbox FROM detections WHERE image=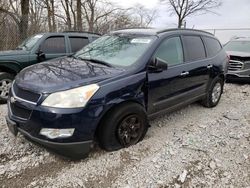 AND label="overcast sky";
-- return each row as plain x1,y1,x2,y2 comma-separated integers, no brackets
112,0,250,43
